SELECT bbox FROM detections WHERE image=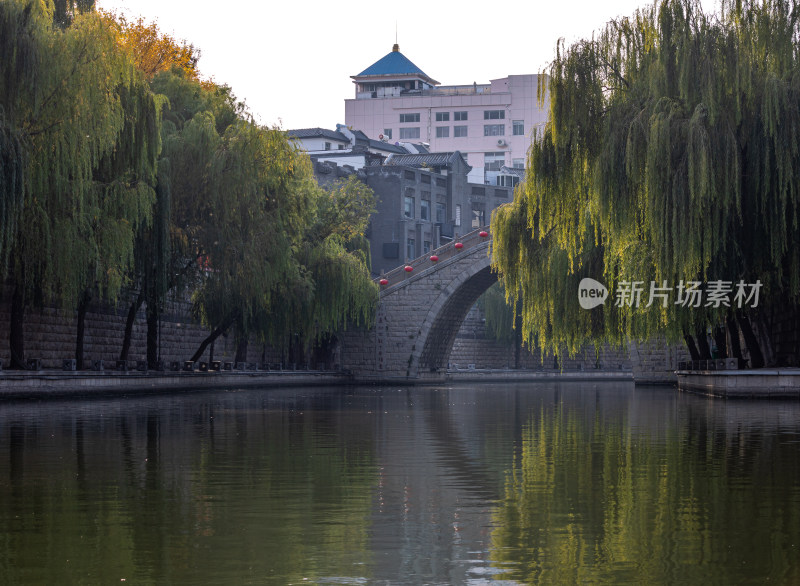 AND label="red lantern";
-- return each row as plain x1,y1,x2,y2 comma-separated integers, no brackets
479,230,489,238
430,255,439,262
454,242,463,249
379,278,389,286
404,265,413,272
